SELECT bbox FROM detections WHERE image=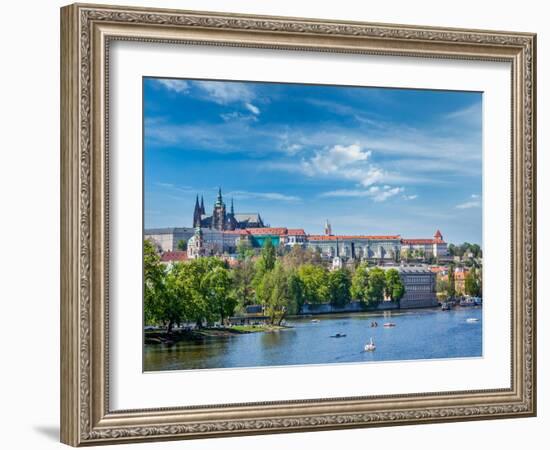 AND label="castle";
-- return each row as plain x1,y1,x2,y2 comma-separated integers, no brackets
193,188,265,231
